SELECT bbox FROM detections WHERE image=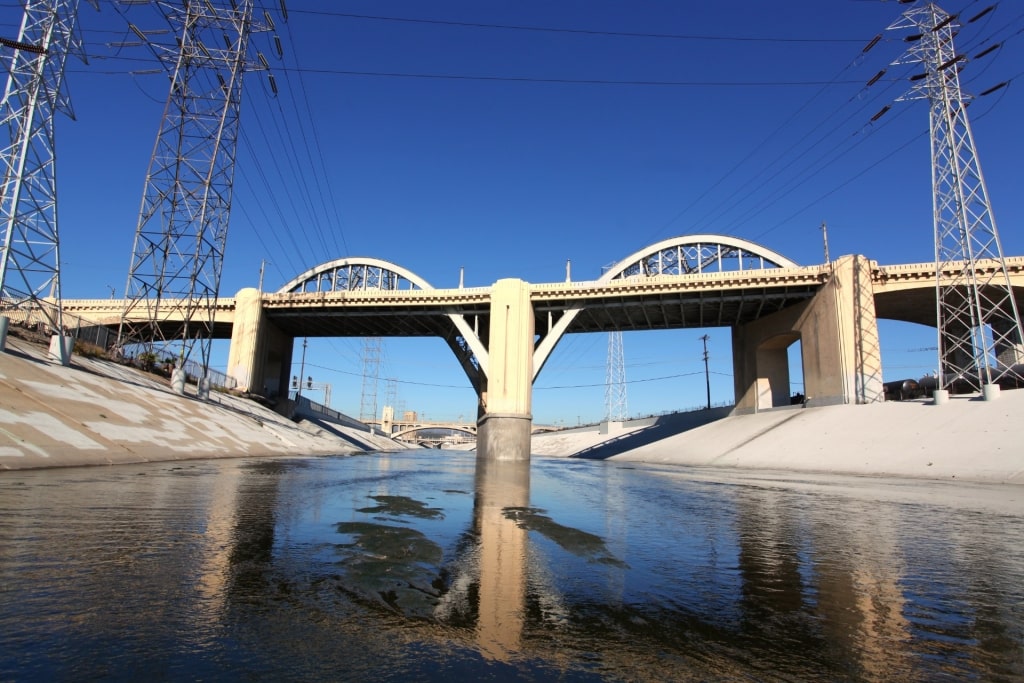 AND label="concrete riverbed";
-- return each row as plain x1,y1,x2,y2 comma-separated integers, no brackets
2,331,1023,483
